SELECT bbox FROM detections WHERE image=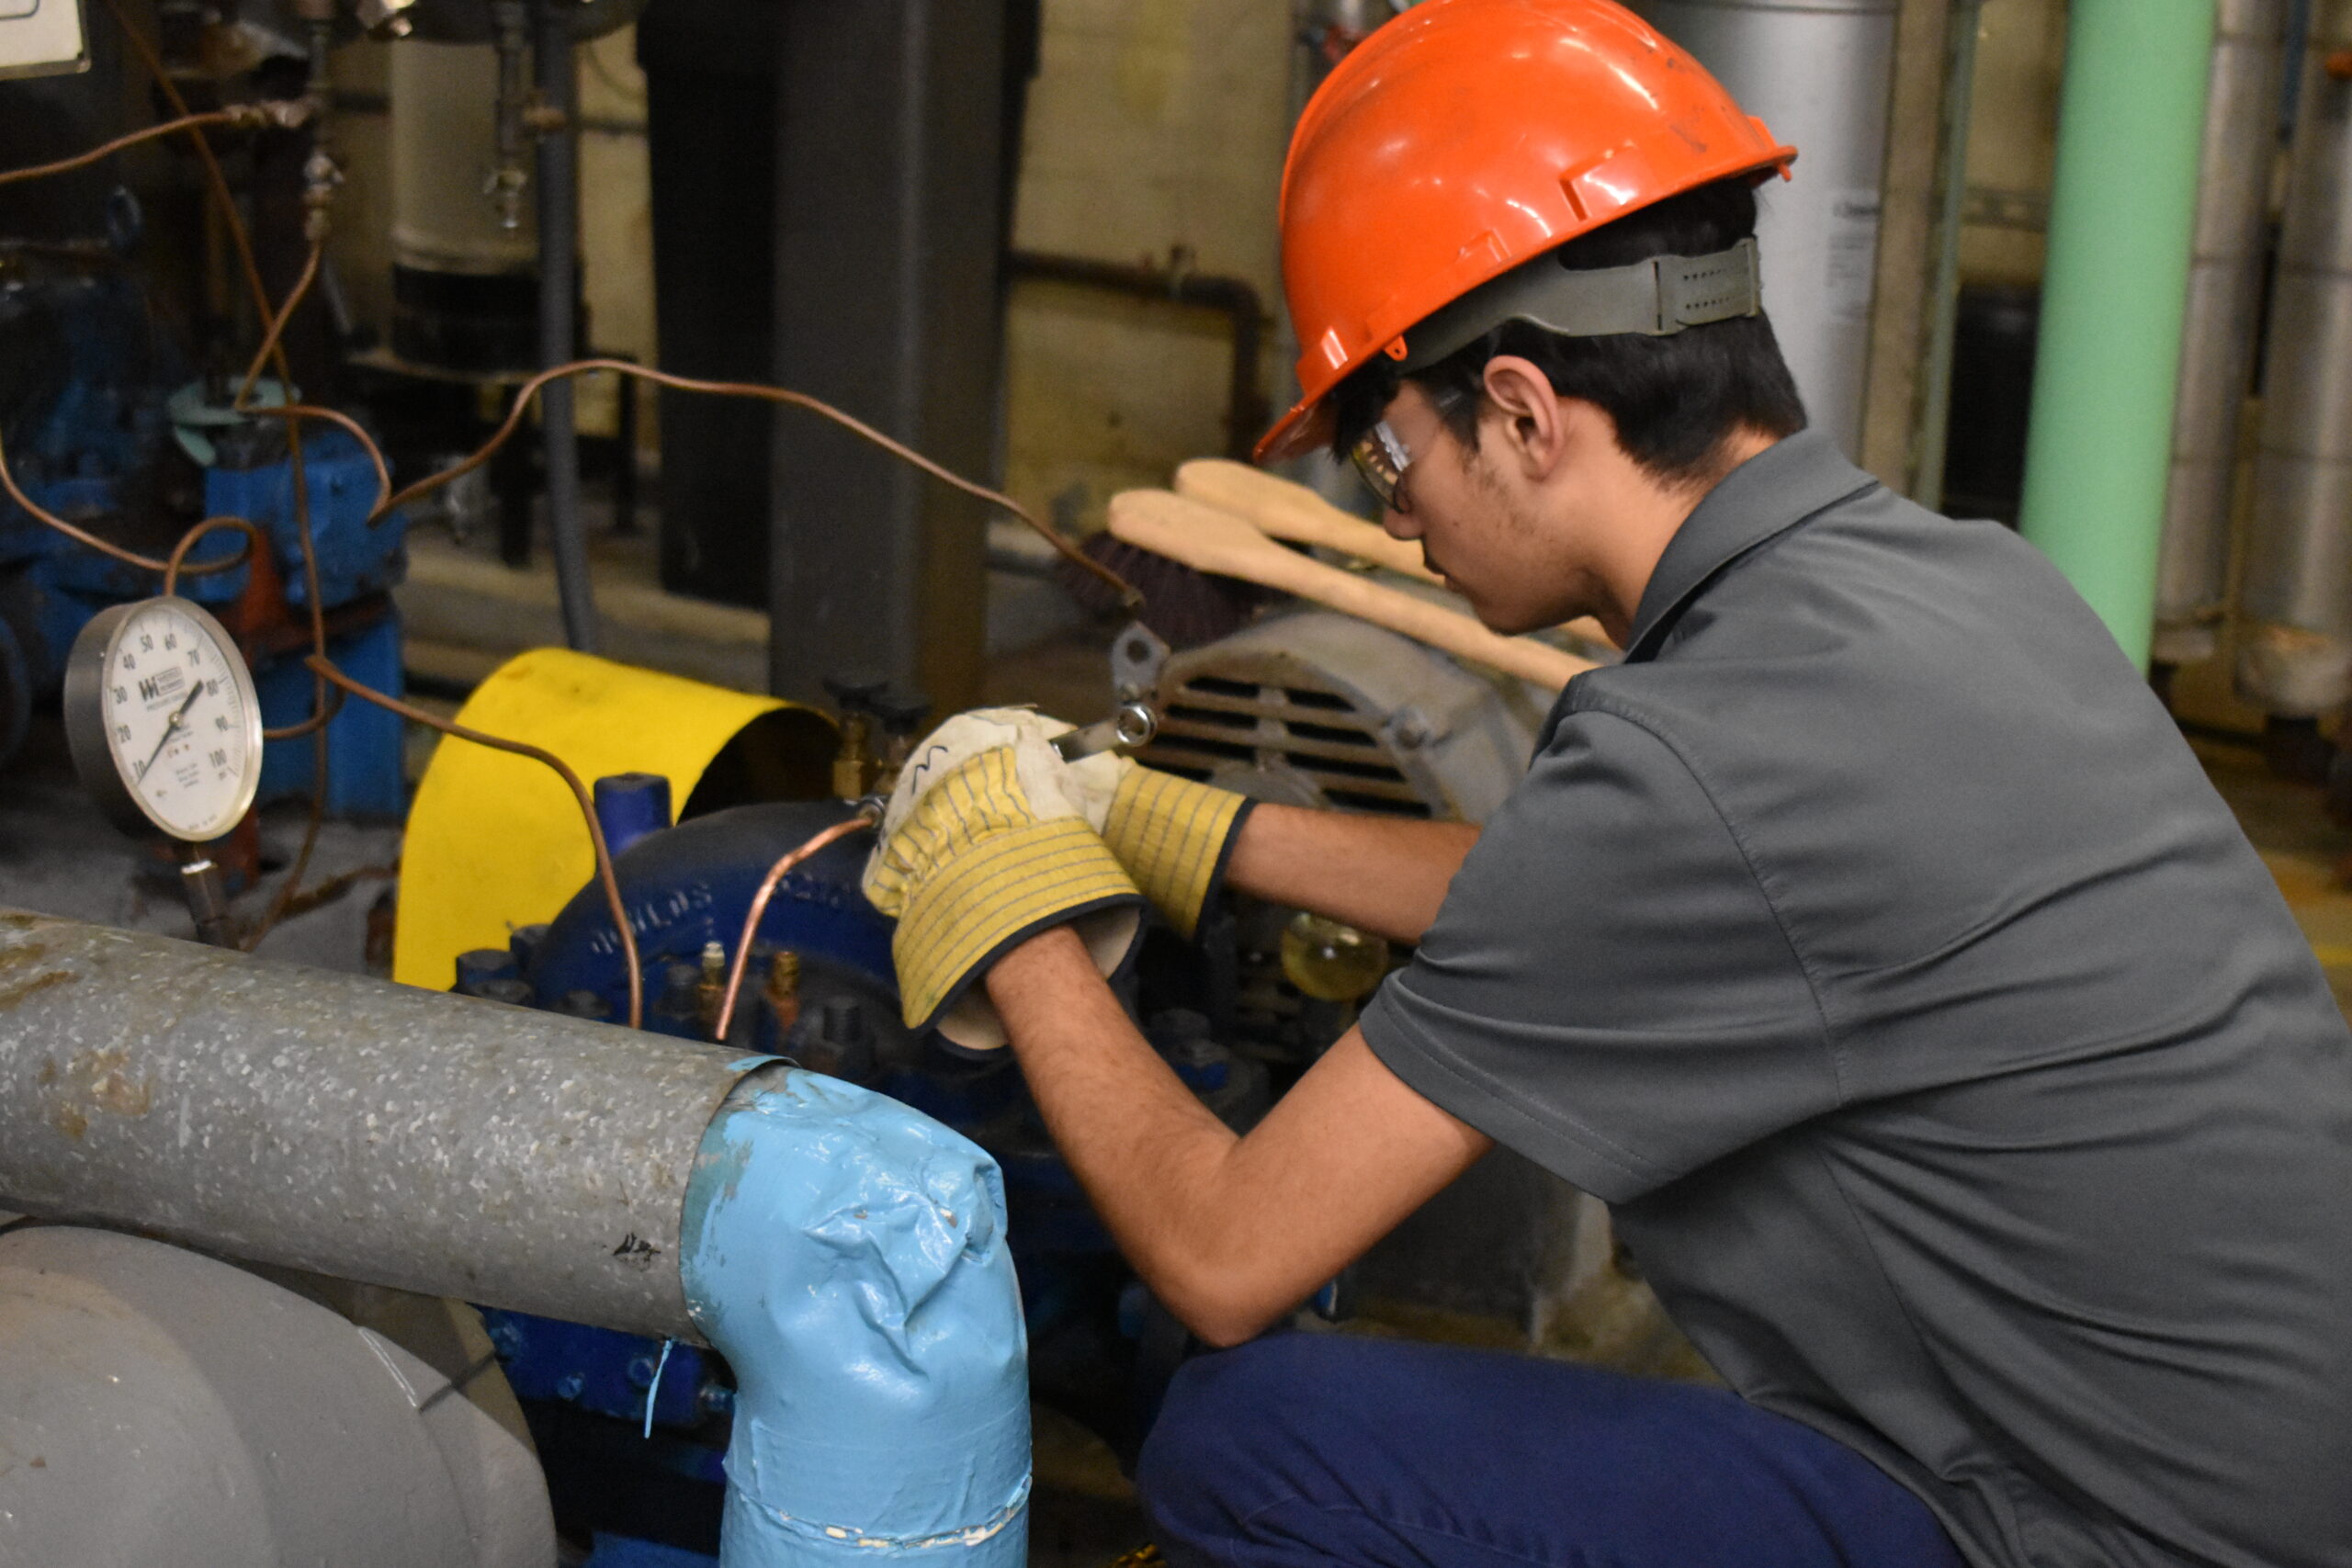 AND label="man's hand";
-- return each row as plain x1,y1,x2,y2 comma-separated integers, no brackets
888,706,1257,942
988,925,1492,1346
861,731,1142,1053
882,707,1126,833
